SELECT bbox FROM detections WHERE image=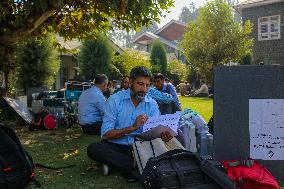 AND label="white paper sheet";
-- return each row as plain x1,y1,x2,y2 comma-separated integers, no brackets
143,112,182,134
249,99,284,160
